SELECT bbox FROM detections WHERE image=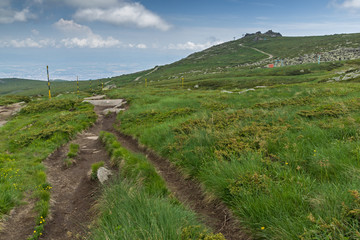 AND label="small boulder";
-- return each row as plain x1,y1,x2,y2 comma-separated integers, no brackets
97,167,112,184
